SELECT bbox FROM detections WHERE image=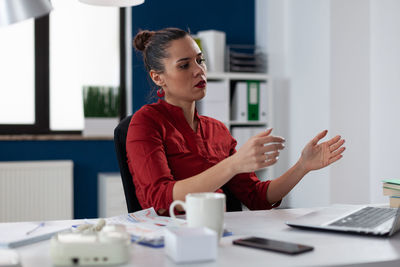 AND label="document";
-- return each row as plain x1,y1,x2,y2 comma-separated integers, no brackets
103,208,185,248
103,208,231,248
